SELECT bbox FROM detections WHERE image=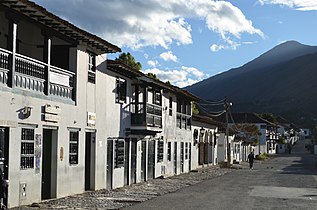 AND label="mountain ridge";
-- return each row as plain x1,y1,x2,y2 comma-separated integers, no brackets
185,41,317,127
